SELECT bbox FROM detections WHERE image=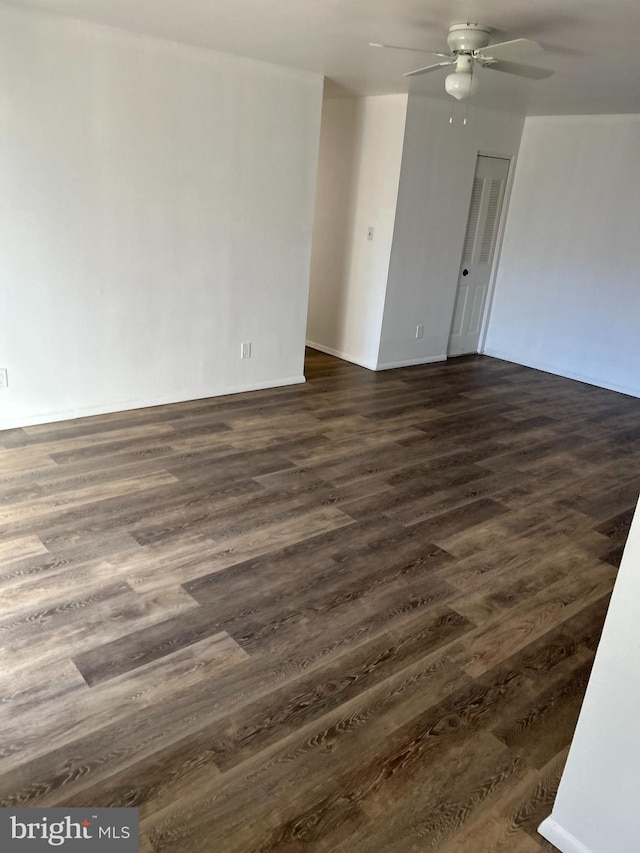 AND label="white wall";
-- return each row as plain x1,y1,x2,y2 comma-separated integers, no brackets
377,96,524,369
539,496,640,853
306,95,407,369
484,115,640,398
0,4,323,429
